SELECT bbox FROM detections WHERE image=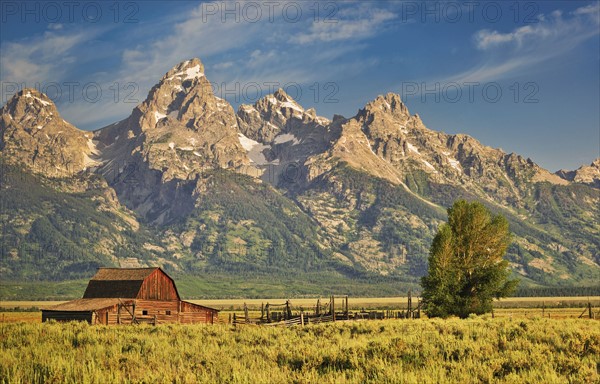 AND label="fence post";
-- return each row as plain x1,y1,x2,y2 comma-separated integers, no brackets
408,290,412,319
589,302,593,319
332,296,336,322
301,312,305,327
345,296,349,319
